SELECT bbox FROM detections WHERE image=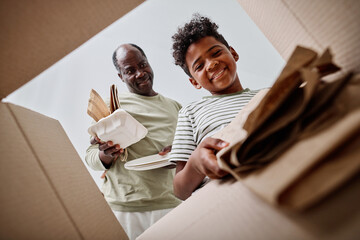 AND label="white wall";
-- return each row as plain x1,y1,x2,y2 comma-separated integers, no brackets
4,0,285,188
